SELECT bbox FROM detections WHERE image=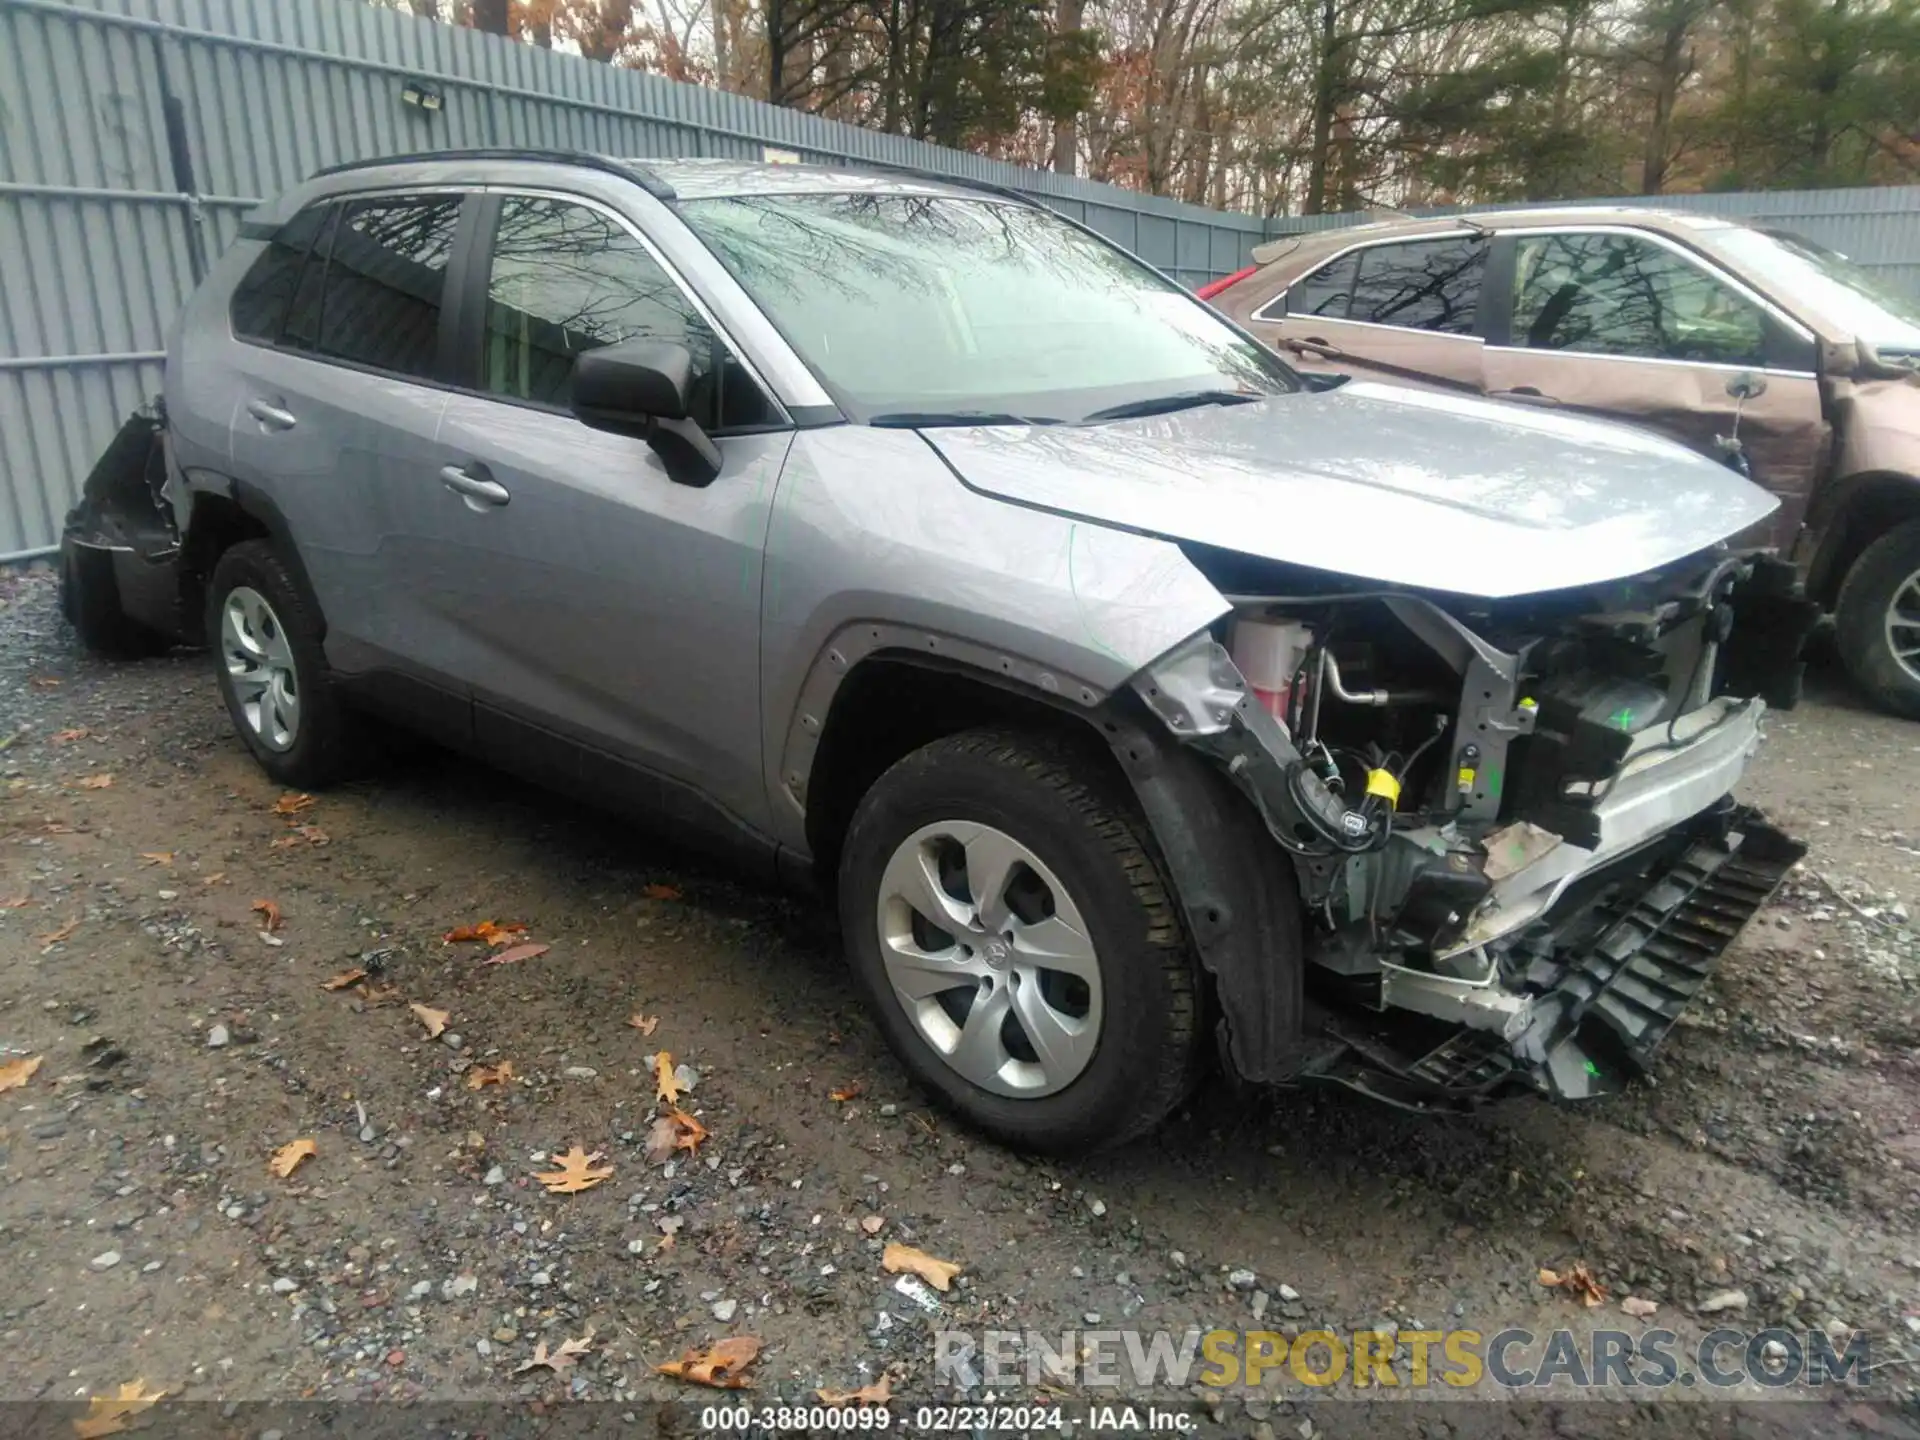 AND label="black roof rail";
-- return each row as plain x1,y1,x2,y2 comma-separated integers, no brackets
310,148,676,201
833,157,1042,208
